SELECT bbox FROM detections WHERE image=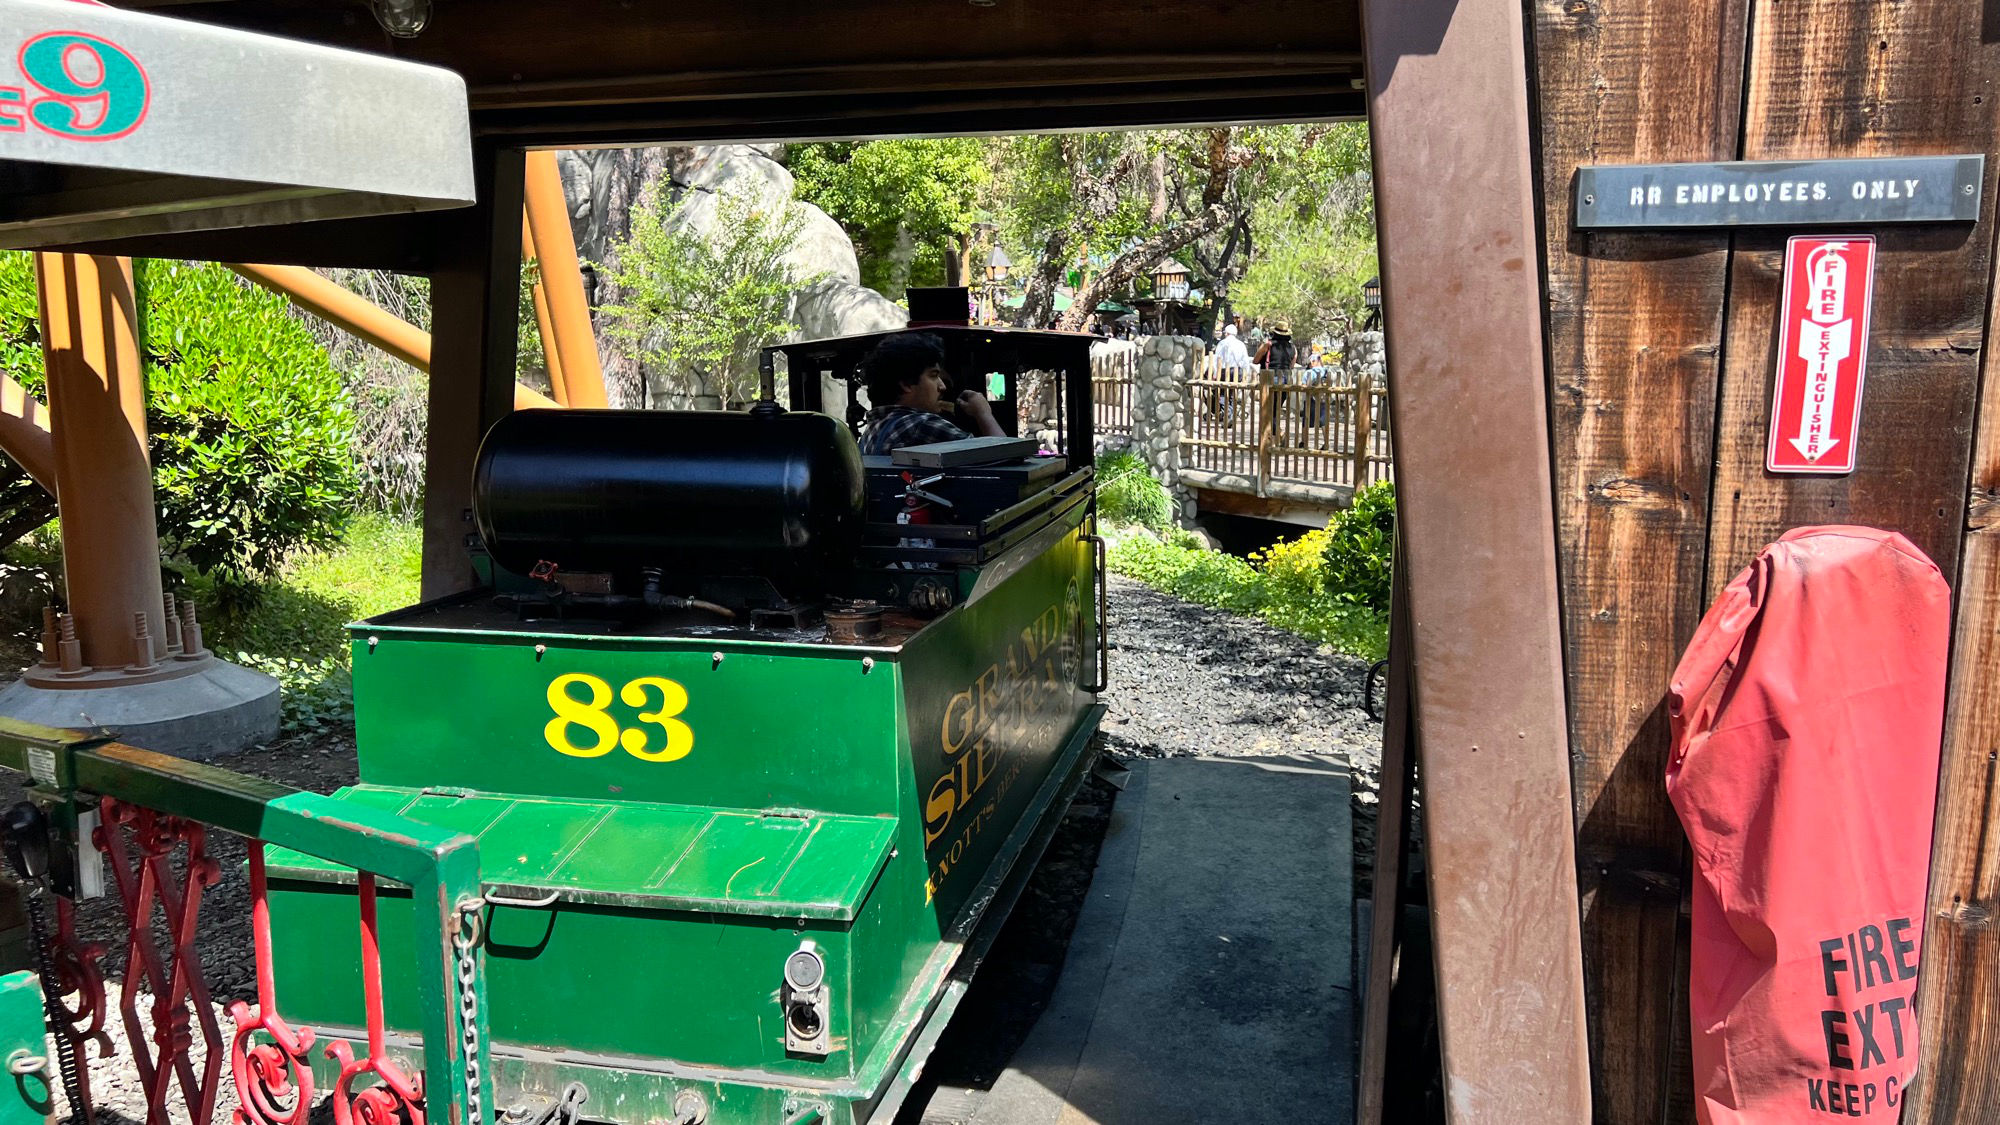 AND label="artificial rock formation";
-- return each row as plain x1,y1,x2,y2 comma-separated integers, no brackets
558,145,906,409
